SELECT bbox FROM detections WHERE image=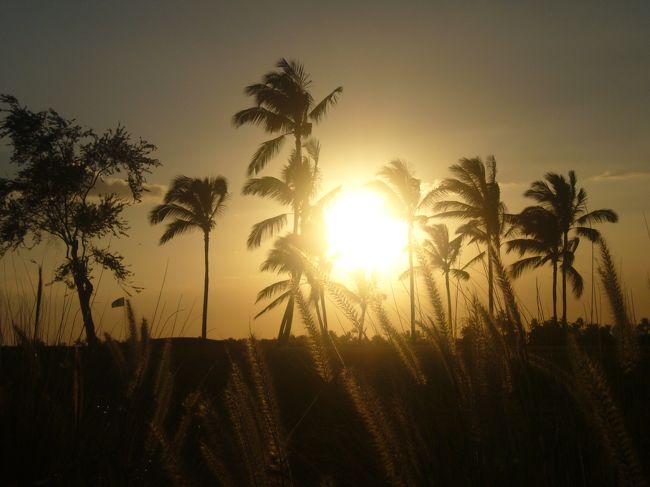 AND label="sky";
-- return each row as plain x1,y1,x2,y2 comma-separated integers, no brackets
1,1,649,340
